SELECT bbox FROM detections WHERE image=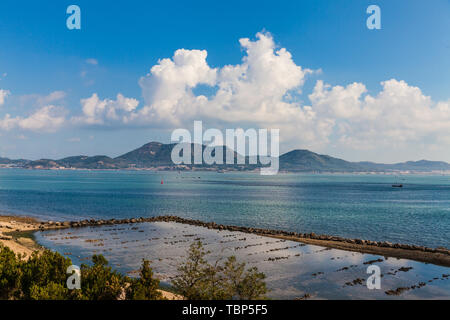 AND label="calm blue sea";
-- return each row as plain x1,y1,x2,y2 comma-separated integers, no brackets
0,169,449,248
